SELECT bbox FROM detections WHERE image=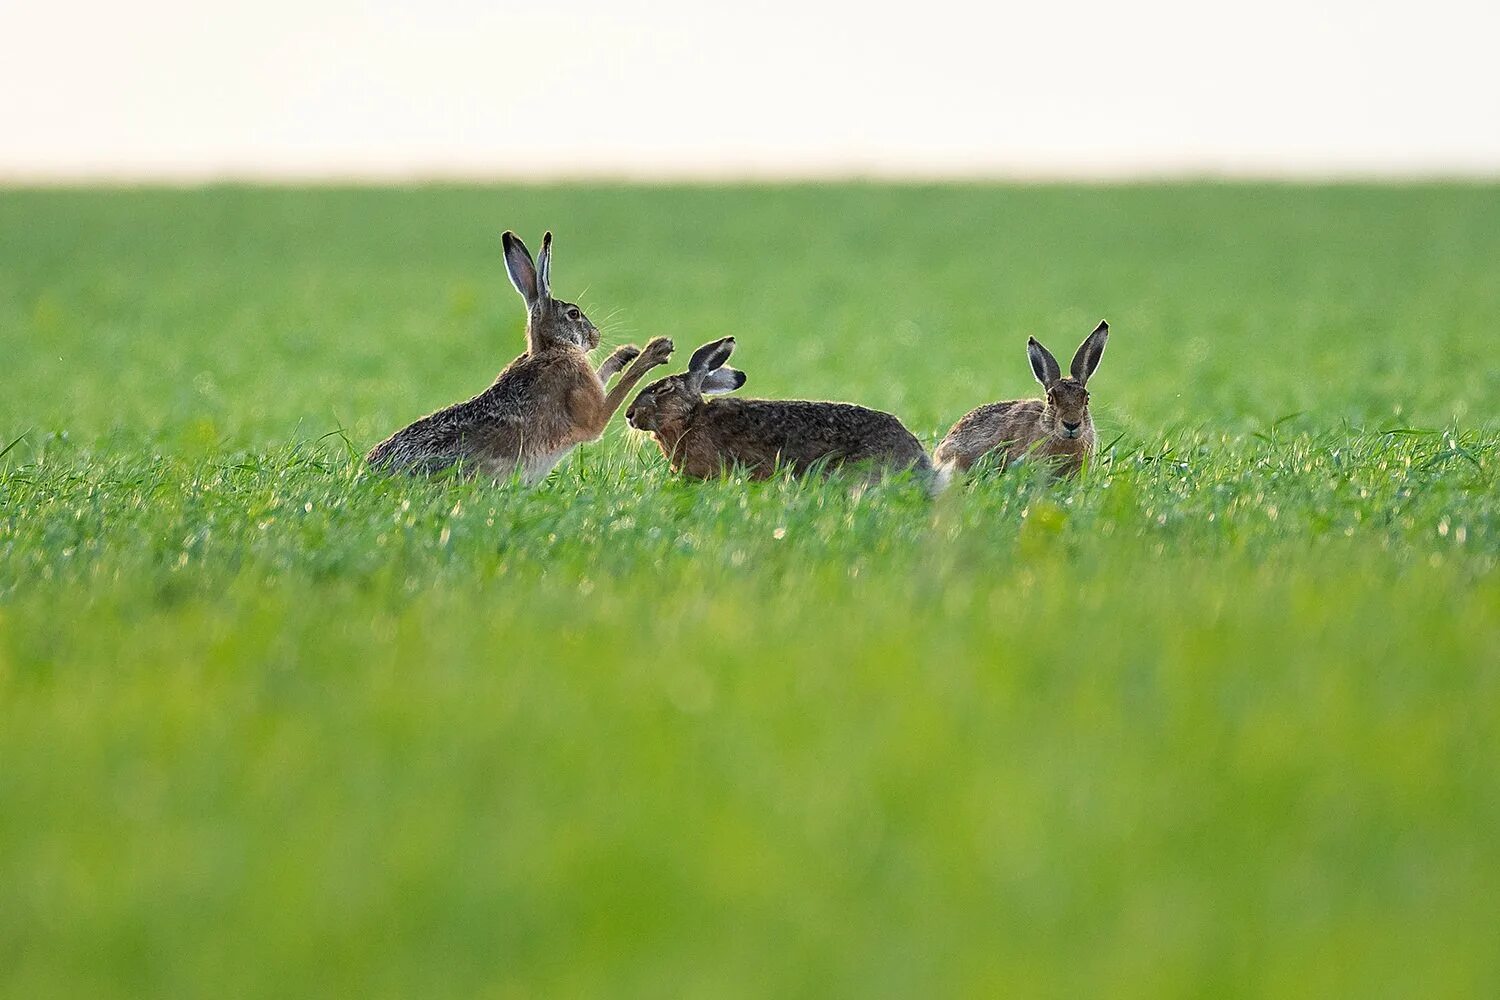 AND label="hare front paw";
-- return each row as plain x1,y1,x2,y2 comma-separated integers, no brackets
640,337,674,366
